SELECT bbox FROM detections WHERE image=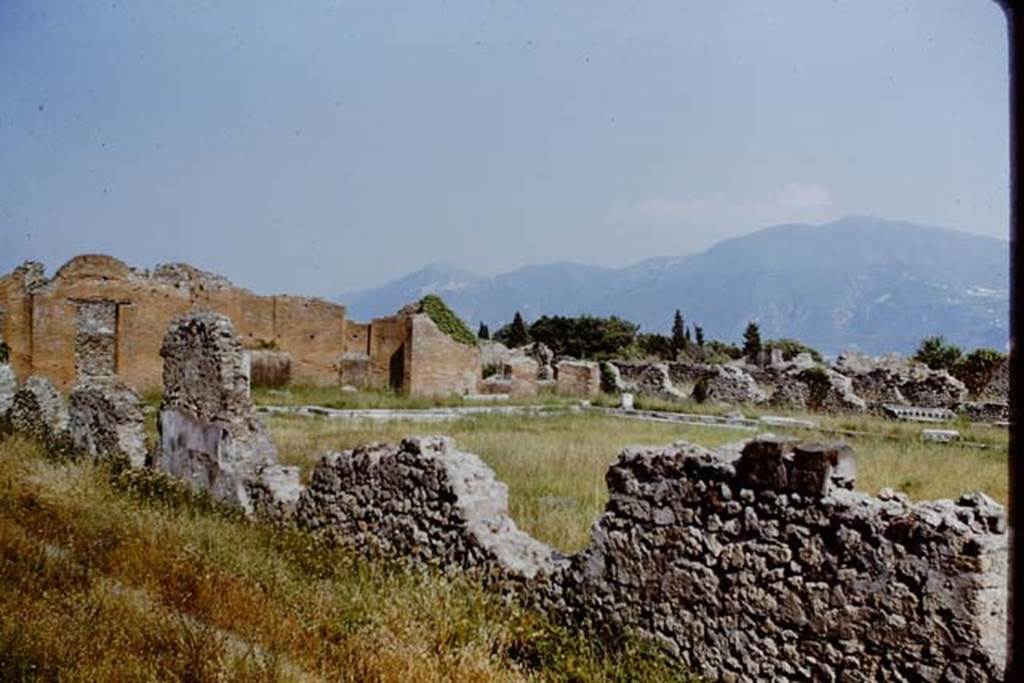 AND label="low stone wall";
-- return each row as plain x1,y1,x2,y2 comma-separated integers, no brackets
542,437,1007,681
296,436,564,582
